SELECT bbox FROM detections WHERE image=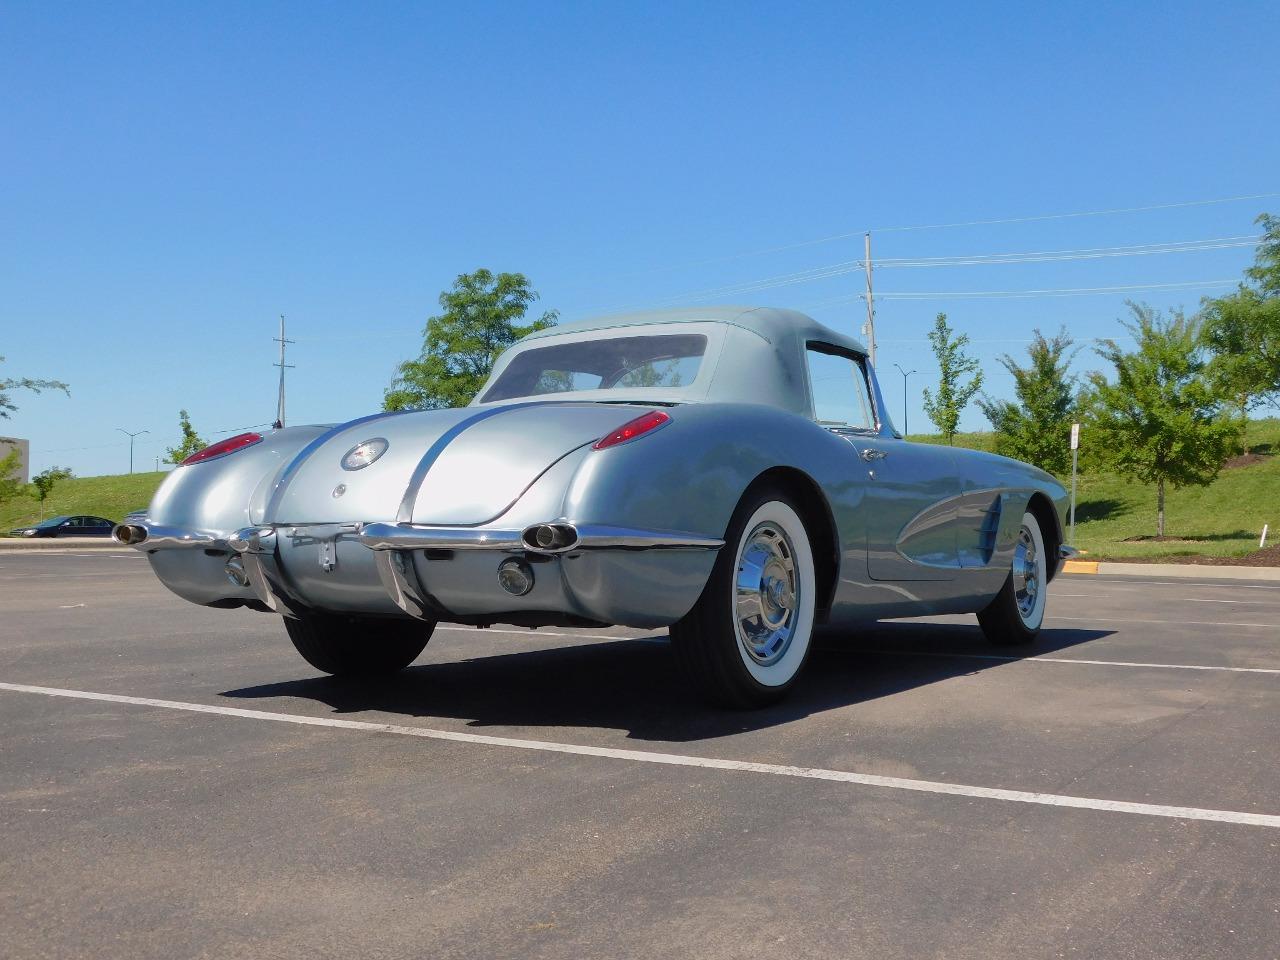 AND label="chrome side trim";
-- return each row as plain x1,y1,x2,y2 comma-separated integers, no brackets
1059,545,1080,560
573,524,725,551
